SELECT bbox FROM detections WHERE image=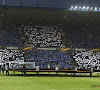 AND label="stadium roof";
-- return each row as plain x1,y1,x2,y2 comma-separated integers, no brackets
1,0,100,9
0,7,100,28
